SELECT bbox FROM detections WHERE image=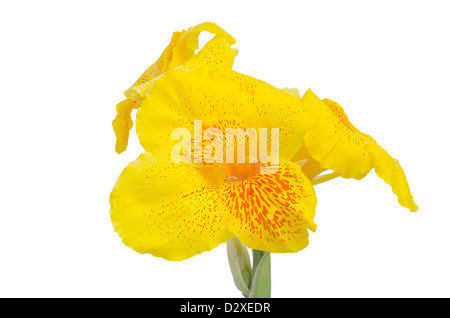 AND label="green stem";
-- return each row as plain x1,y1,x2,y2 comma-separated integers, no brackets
251,249,263,277
226,239,271,298
249,249,271,298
